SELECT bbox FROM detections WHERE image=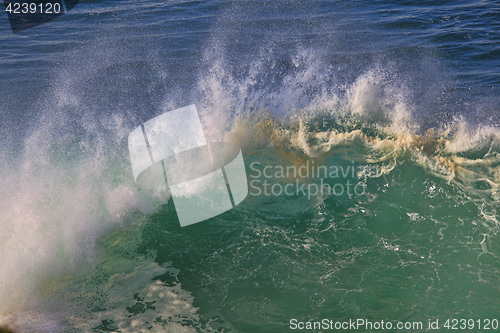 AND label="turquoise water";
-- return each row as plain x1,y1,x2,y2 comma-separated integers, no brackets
0,0,499,332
